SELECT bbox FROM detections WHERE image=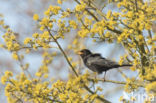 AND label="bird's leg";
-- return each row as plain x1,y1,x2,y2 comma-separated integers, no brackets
95,73,97,80
103,71,106,81
91,72,96,91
